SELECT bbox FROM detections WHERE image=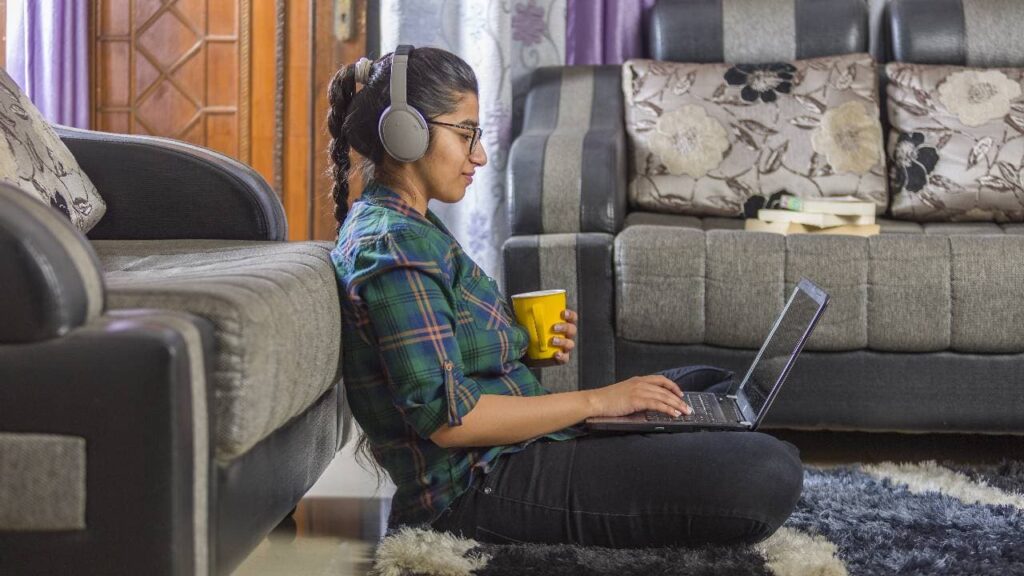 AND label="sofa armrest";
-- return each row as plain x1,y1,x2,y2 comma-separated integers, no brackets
508,66,627,236
0,183,105,344
502,232,615,393
56,126,287,241
0,309,215,576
